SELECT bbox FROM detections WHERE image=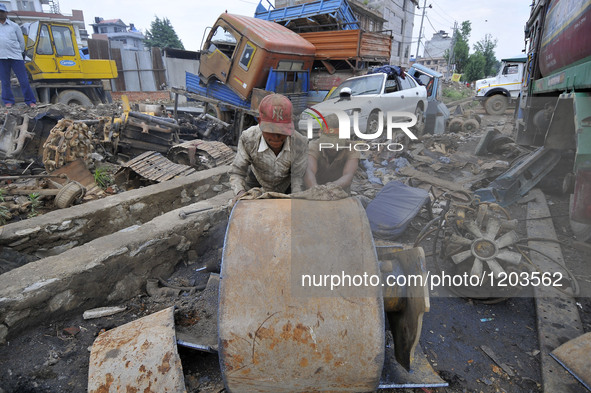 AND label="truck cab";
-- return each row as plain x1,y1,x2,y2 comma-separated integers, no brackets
474,55,526,115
